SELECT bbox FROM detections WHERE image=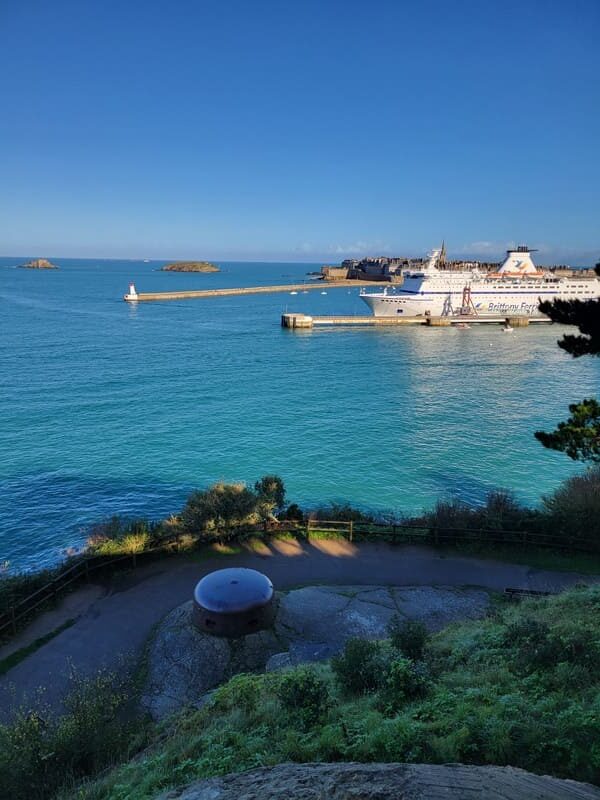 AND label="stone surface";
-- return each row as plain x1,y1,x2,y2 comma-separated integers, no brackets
141,601,283,720
157,762,600,800
143,585,490,720
392,586,490,630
